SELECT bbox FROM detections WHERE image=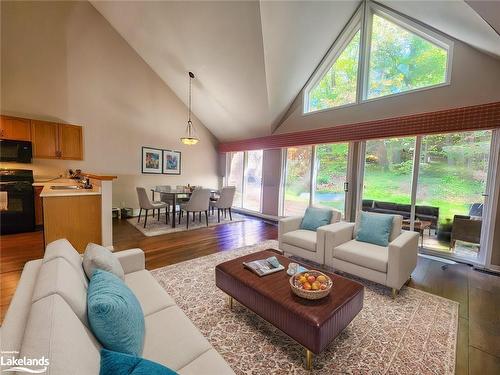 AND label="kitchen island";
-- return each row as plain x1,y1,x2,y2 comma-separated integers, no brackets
37,173,116,252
